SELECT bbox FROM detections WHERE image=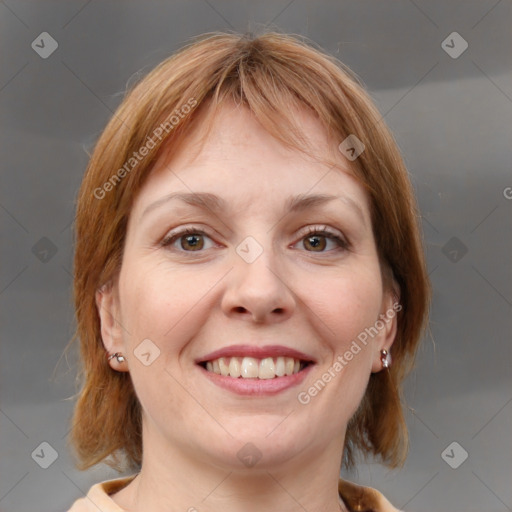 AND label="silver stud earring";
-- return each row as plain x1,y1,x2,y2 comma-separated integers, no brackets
107,352,125,363
380,349,391,369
